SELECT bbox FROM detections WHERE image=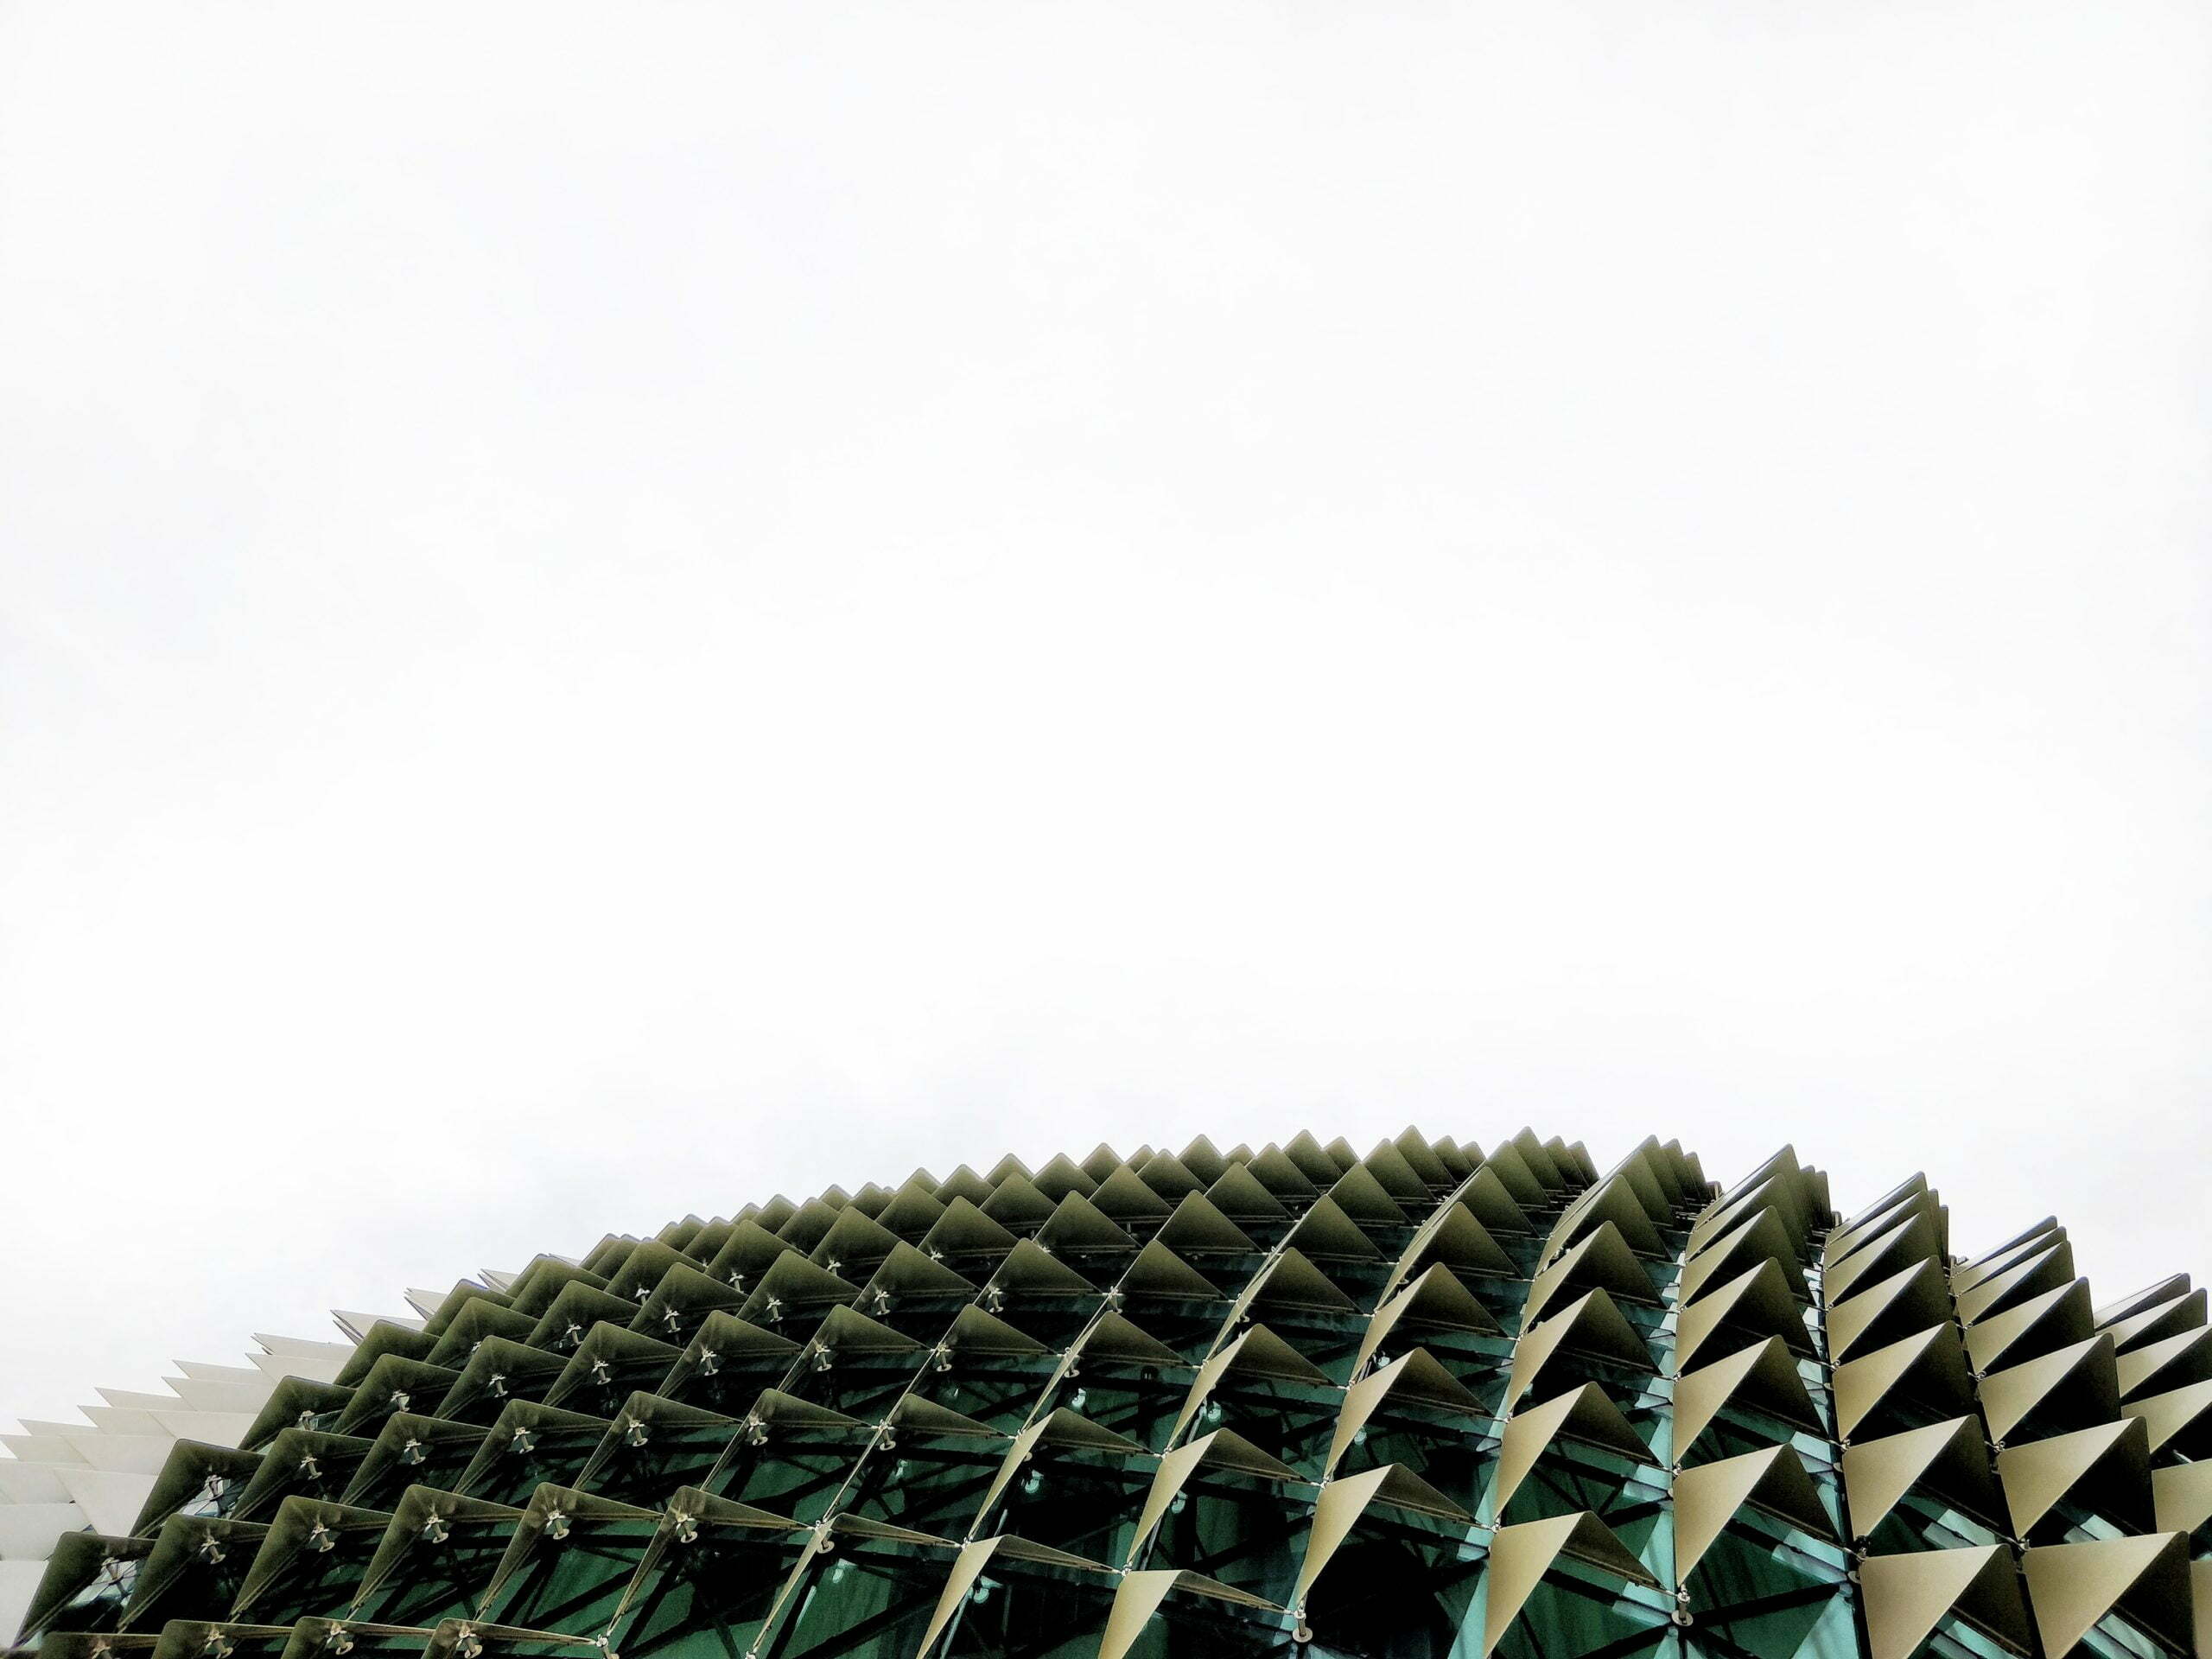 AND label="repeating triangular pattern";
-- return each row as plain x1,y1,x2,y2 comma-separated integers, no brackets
5,1133,2207,1659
